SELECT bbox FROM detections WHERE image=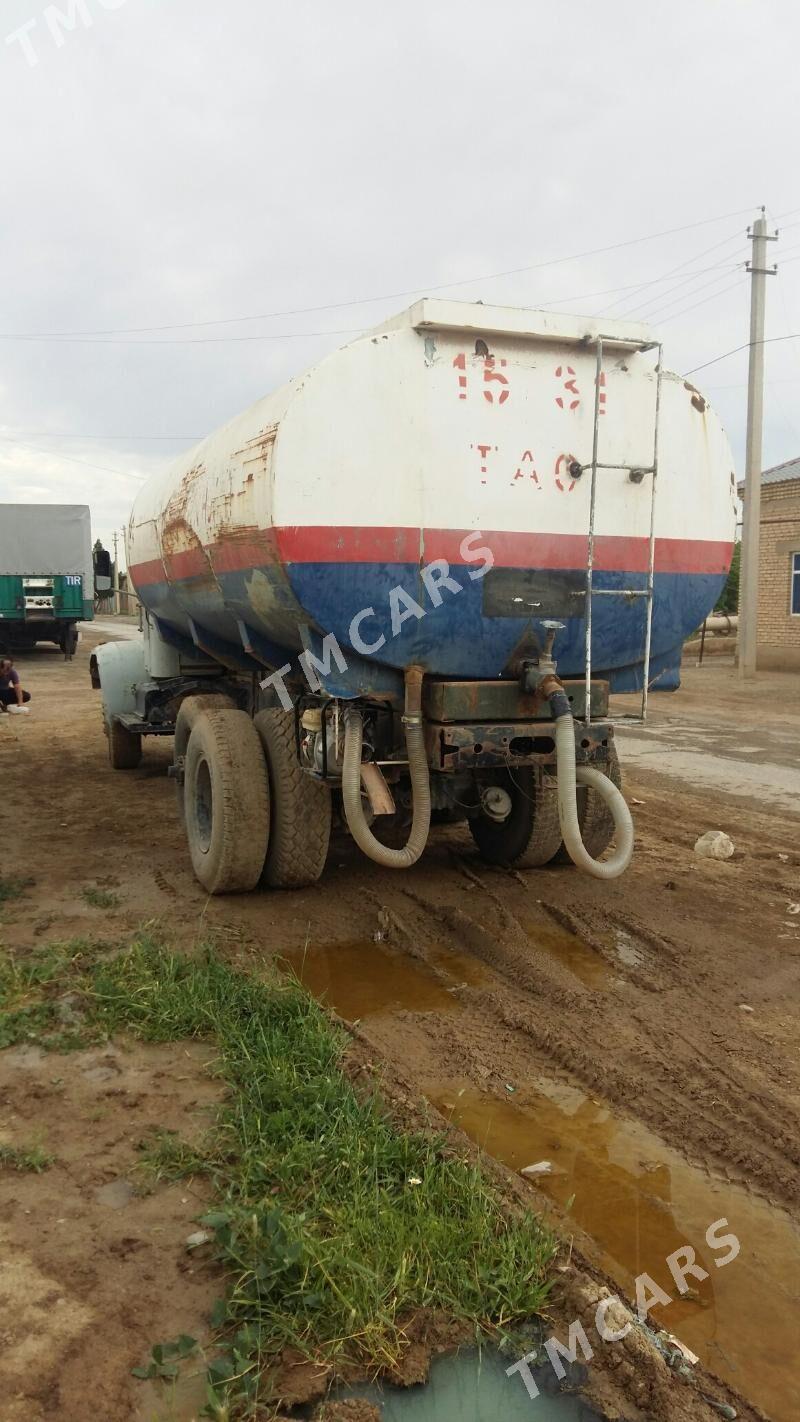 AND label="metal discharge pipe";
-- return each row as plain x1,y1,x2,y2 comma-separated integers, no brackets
547,685,634,880
342,666,431,869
